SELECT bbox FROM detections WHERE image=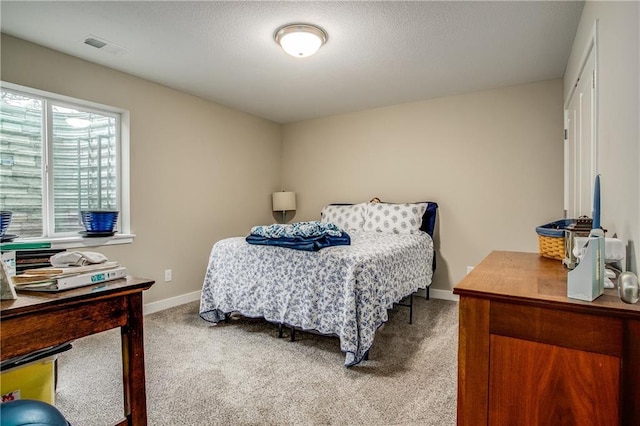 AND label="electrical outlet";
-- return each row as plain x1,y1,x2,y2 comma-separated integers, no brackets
164,269,172,282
